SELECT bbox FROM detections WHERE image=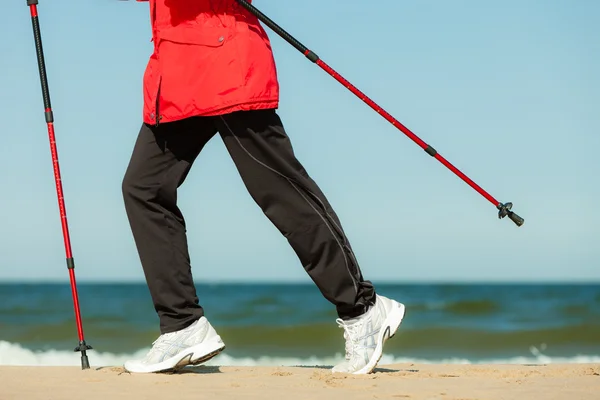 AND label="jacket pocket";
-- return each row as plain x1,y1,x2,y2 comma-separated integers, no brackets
153,24,245,115
156,26,233,47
